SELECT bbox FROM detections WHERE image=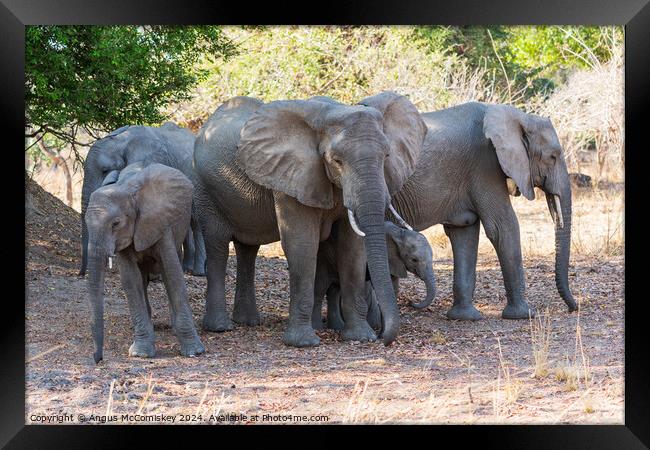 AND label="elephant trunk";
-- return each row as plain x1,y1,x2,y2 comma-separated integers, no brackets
355,181,400,345
411,266,436,309
546,174,577,312
87,244,107,363
80,169,100,276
